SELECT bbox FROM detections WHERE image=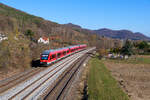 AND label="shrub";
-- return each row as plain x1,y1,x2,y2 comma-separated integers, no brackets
25,29,34,37
98,48,108,58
